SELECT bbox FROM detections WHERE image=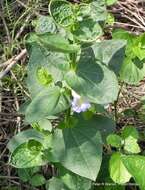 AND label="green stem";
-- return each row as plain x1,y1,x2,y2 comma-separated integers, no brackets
114,82,124,122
